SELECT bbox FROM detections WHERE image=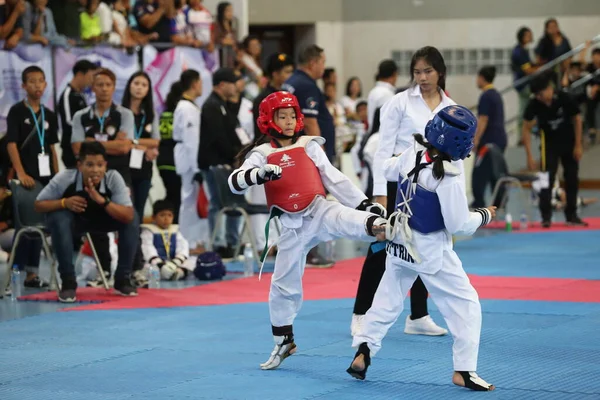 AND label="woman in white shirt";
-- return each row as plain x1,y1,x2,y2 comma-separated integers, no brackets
351,46,455,338
340,77,363,120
